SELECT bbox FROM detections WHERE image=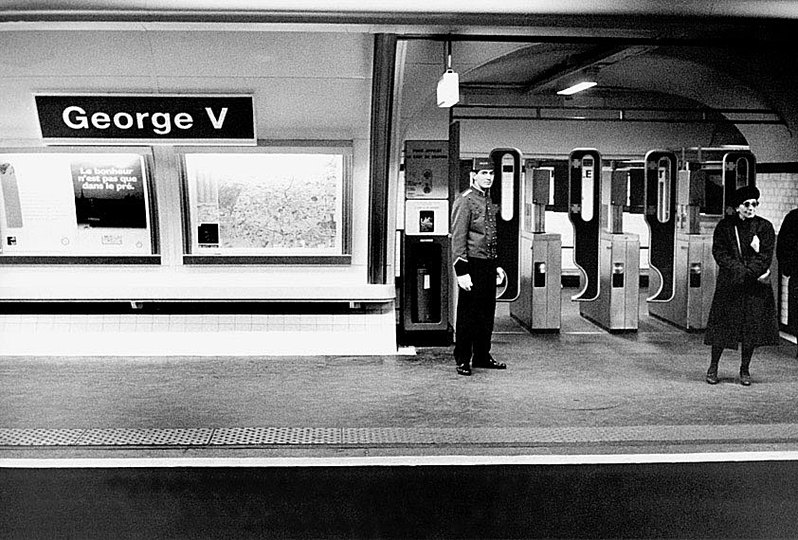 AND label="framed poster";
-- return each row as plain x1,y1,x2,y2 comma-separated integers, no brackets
0,151,154,256
72,155,147,228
